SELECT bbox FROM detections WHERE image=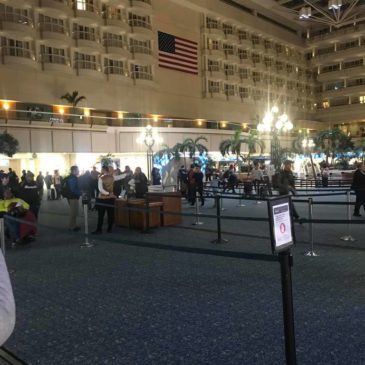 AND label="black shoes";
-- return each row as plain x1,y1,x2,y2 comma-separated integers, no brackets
69,226,80,232
353,213,362,217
